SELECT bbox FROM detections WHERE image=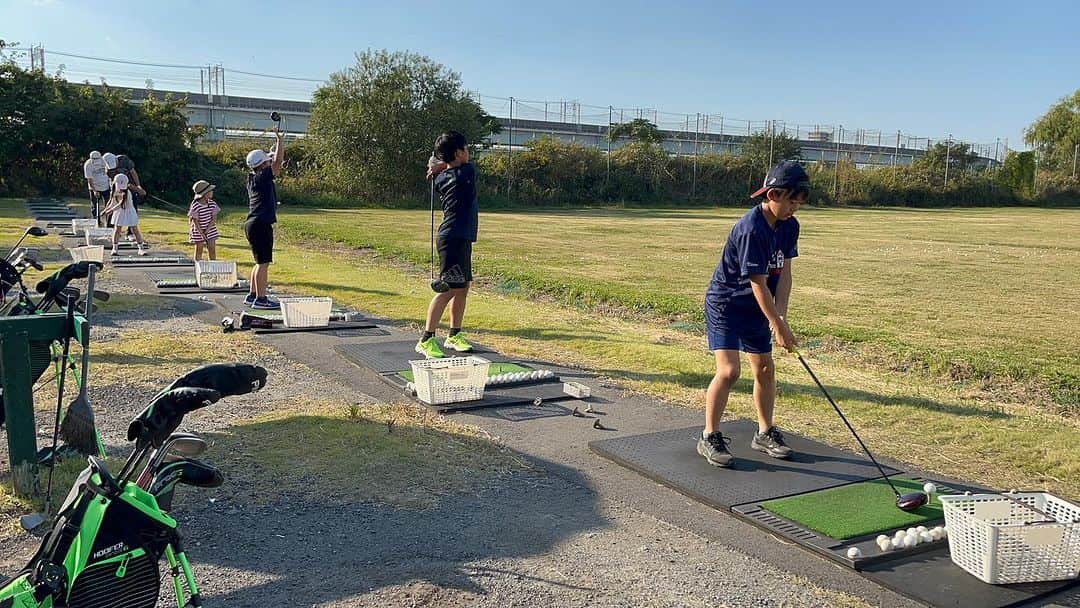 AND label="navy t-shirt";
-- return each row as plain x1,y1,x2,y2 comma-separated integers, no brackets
434,163,478,242
705,204,799,327
246,166,277,224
